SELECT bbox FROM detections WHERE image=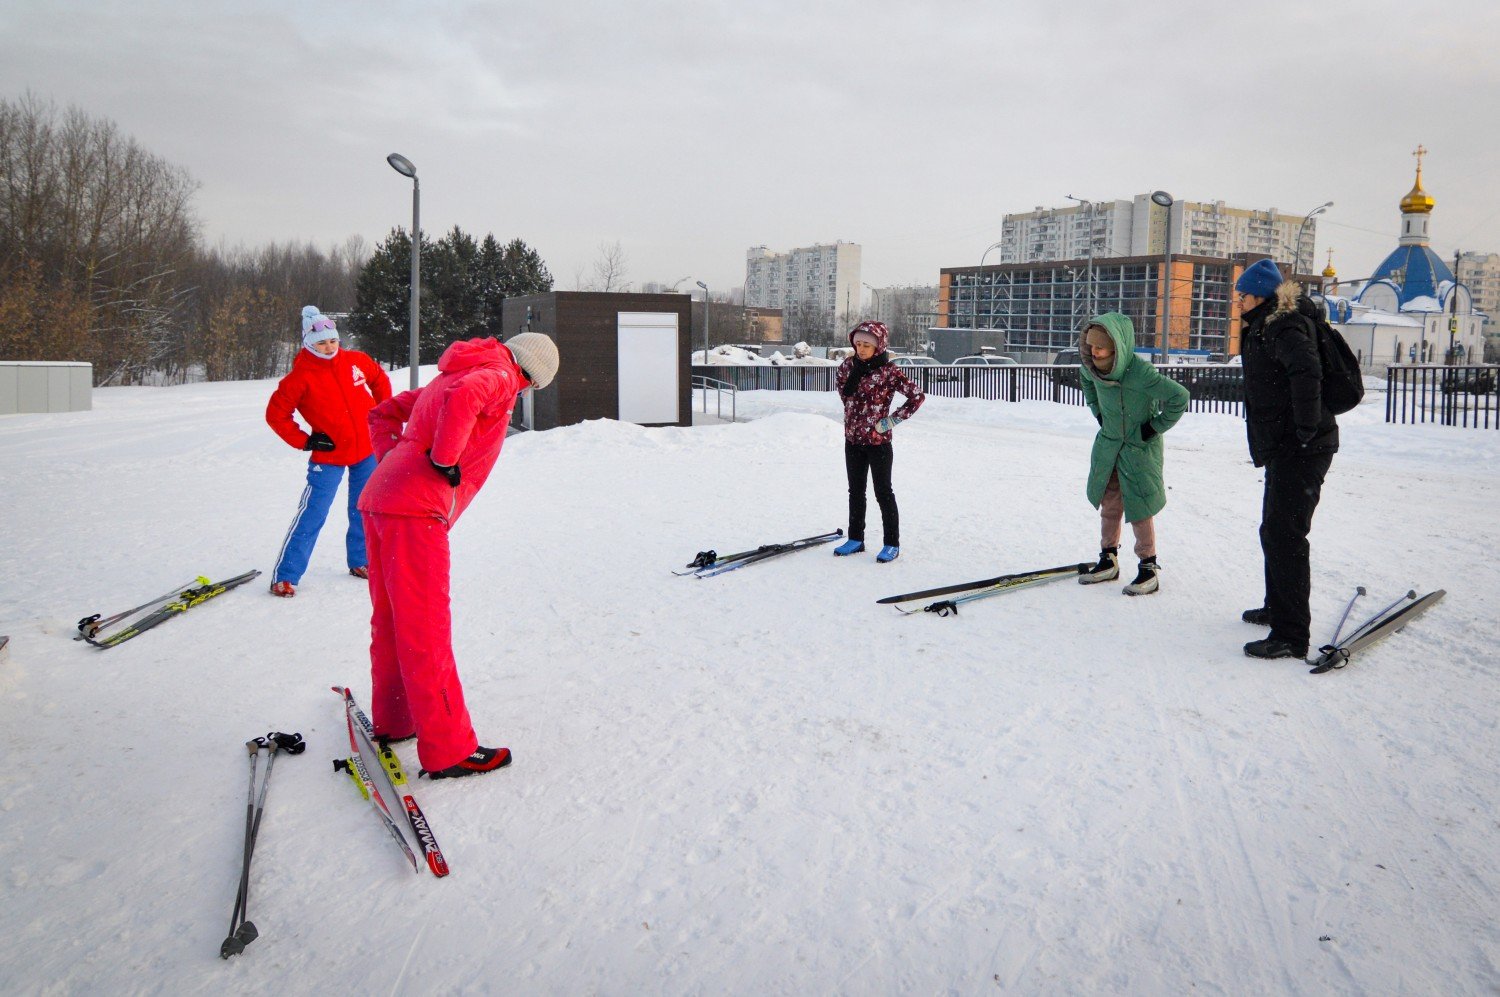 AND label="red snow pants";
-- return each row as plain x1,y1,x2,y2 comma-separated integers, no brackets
363,511,478,772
